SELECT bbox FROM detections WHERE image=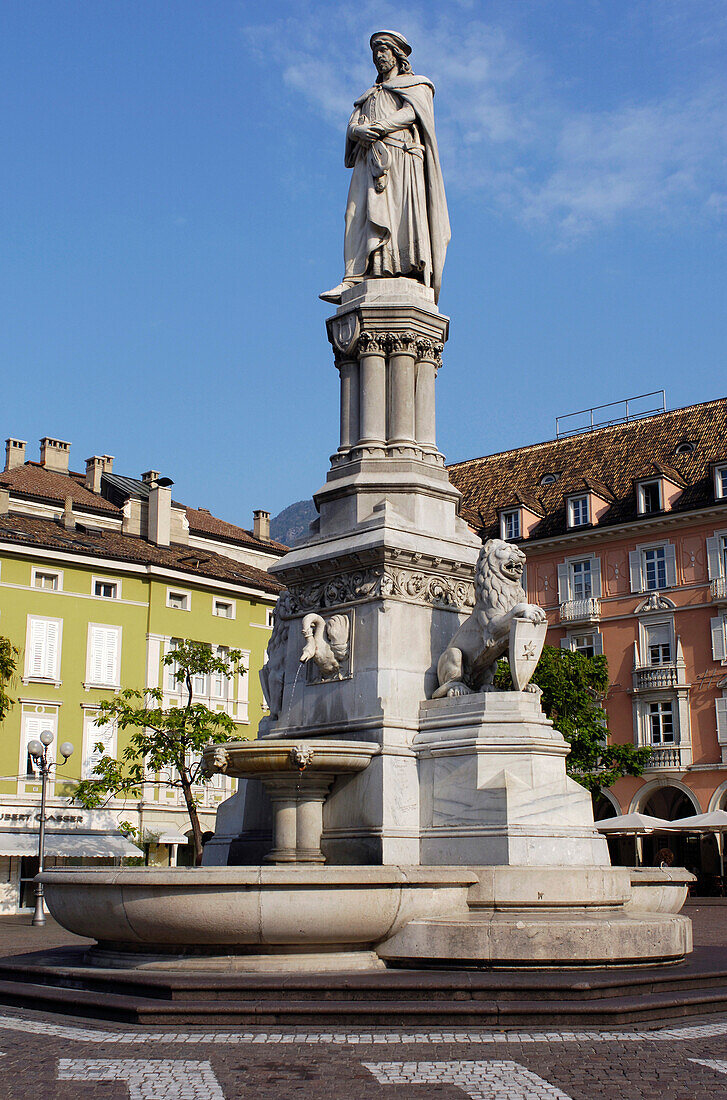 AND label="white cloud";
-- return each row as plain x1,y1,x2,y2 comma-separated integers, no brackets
241,1,727,240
